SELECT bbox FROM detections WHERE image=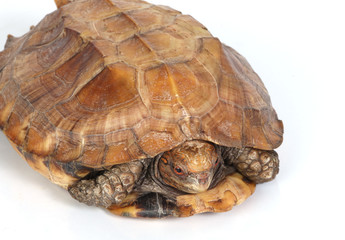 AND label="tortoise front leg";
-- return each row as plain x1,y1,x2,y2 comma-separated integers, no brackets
68,159,150,208
222,147,279,183
108,193,178,218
